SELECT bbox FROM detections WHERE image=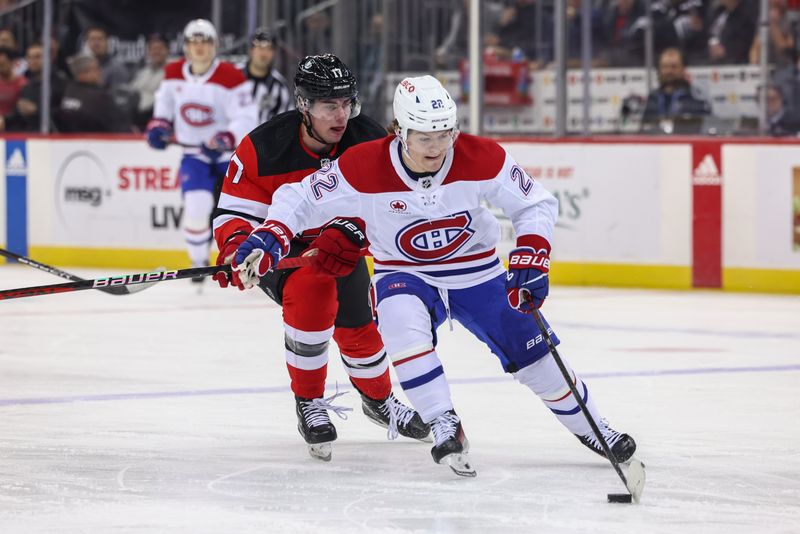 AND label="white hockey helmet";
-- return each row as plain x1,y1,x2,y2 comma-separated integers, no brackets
183,19,218,44
393,75,458,143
